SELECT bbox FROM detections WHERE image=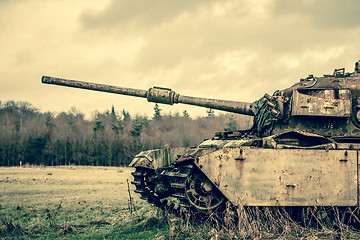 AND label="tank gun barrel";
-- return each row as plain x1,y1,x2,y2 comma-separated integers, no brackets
42,76,254,116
